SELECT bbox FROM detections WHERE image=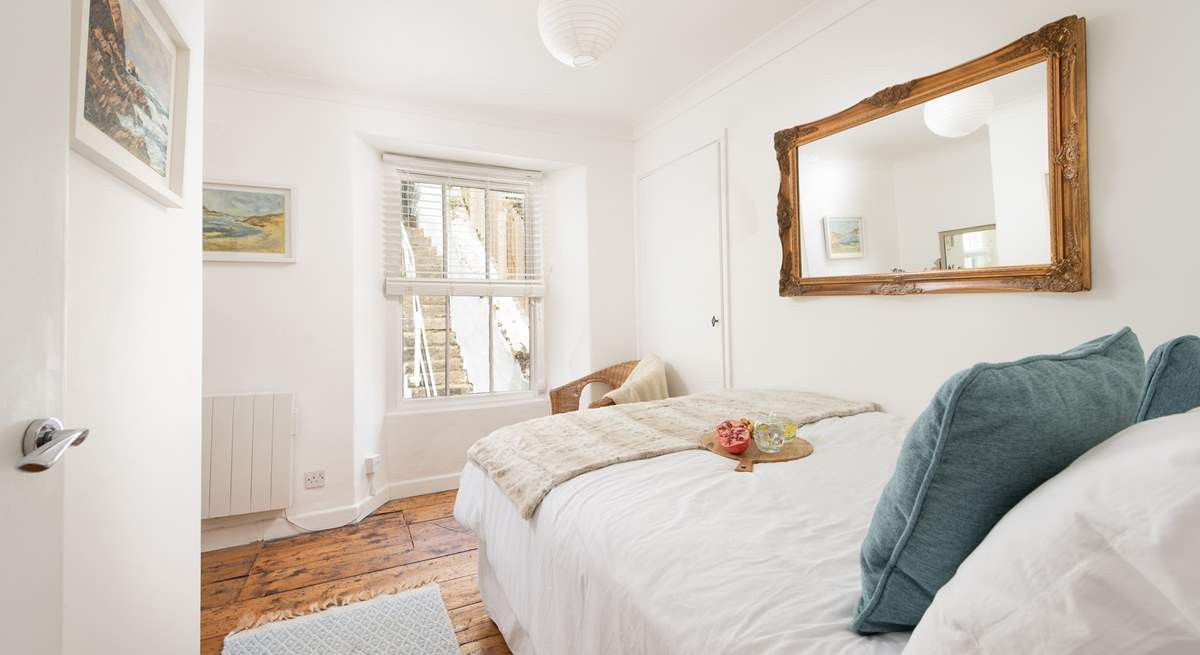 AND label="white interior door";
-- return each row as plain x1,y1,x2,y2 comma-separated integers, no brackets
636,142,727,395
3,3,200,652
0,2,70,652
